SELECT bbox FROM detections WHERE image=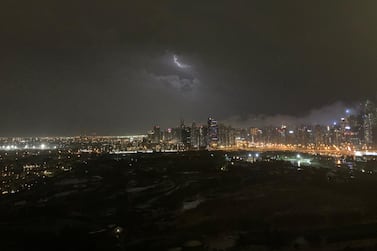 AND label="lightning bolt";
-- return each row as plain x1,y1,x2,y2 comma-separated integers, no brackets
173,55,190,69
